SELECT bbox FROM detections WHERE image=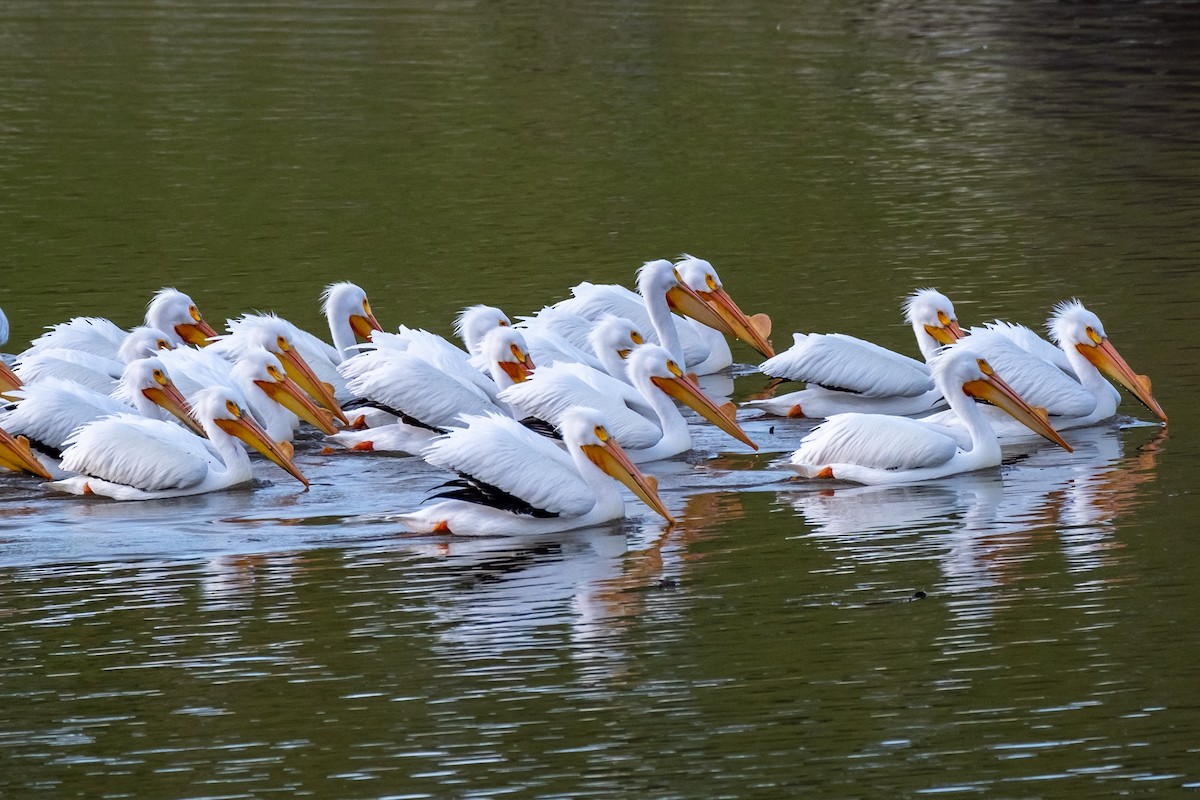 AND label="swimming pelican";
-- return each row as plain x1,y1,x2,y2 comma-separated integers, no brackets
673,254,775,367
19,289,218,363
395,406,674,535
328,326,535,454
499,344,757,462
744,288,962,418
207,314,349,424
789,344,1072,485
455,304,512,358
11,326,177,395
158,346,339,441
51,387,309,500
0,356,204,457
551,258,770,374
920,300,1166,440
